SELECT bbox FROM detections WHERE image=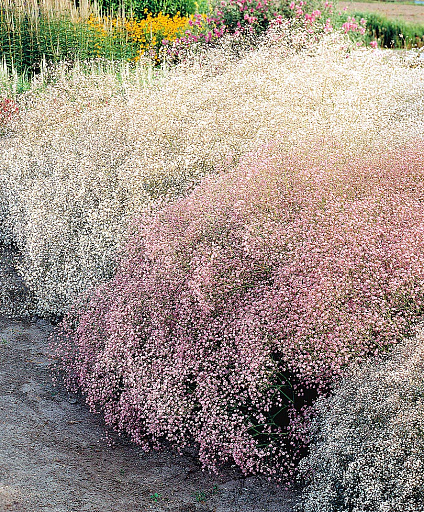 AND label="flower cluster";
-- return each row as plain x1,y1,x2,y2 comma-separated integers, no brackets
0,97,19,133
297,326,424,511
84,10,198,64
54,138,424,482
1,30,423,320
341,15,366,35
122,10,194,63
166,0,334,63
